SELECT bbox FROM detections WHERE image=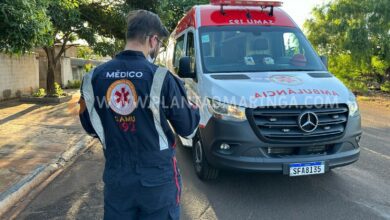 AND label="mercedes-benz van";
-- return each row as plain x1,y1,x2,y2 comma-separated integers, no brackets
164,0,362,180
